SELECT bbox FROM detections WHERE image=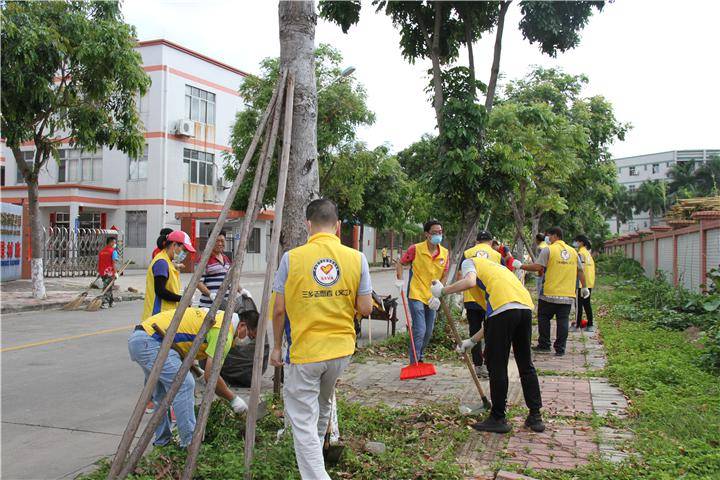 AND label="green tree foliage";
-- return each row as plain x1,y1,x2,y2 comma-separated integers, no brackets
633,179,668,226
694,155,720,196
605,184,635,235
1,0,150,298
224,44,375,218
667,160,699,200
